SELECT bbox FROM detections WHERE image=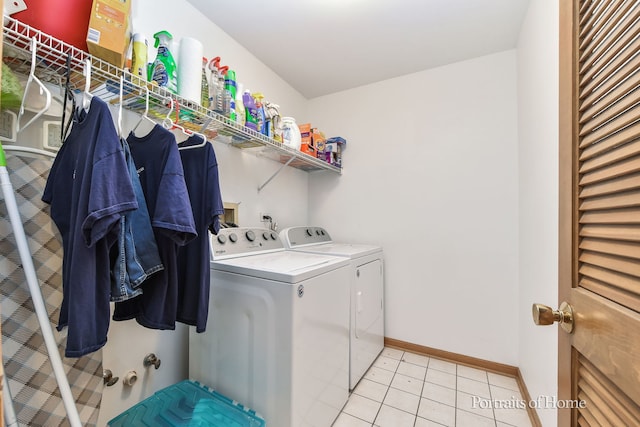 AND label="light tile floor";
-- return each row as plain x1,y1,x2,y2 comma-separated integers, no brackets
334,347,533,427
